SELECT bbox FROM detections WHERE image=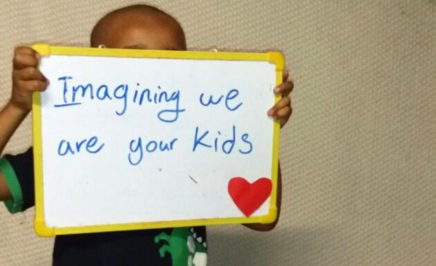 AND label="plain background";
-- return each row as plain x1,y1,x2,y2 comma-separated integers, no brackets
1,1,435,265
